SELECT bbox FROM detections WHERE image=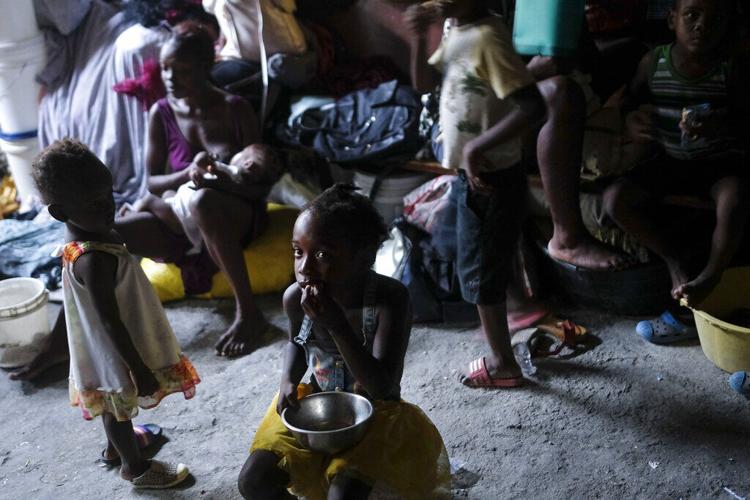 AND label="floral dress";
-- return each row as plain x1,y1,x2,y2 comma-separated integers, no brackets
62,241,200,421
